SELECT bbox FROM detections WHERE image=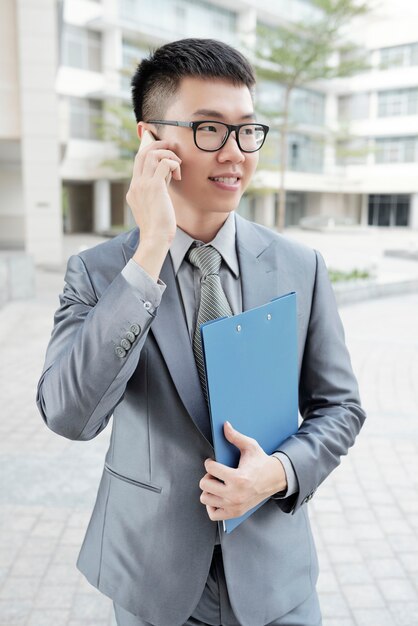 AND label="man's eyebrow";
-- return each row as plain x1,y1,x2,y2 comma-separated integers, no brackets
192,109,256,121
